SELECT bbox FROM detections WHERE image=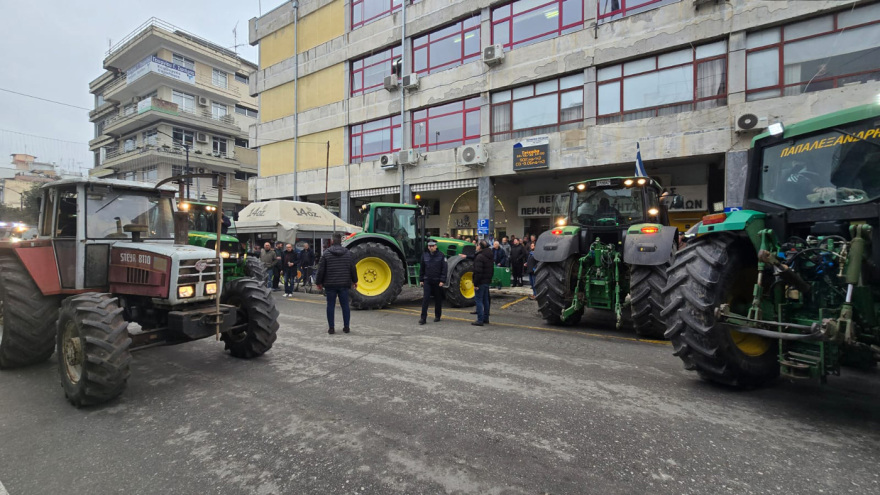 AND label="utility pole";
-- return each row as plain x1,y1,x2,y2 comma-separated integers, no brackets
324,141,330,207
